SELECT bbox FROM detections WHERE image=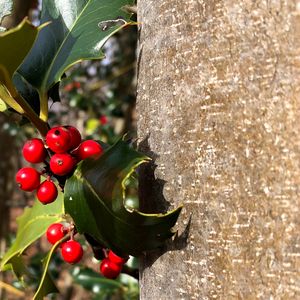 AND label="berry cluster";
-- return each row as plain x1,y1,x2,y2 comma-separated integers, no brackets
46,222,127,279
17,125,128,279
46,223,83,264
15,125,103,204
